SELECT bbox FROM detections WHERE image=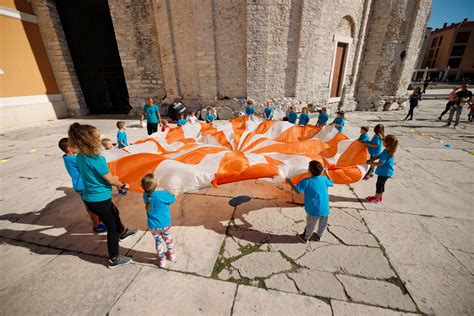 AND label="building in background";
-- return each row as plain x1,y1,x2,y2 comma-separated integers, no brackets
415,27,432,69
413,19,474,82
1,0,432,131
